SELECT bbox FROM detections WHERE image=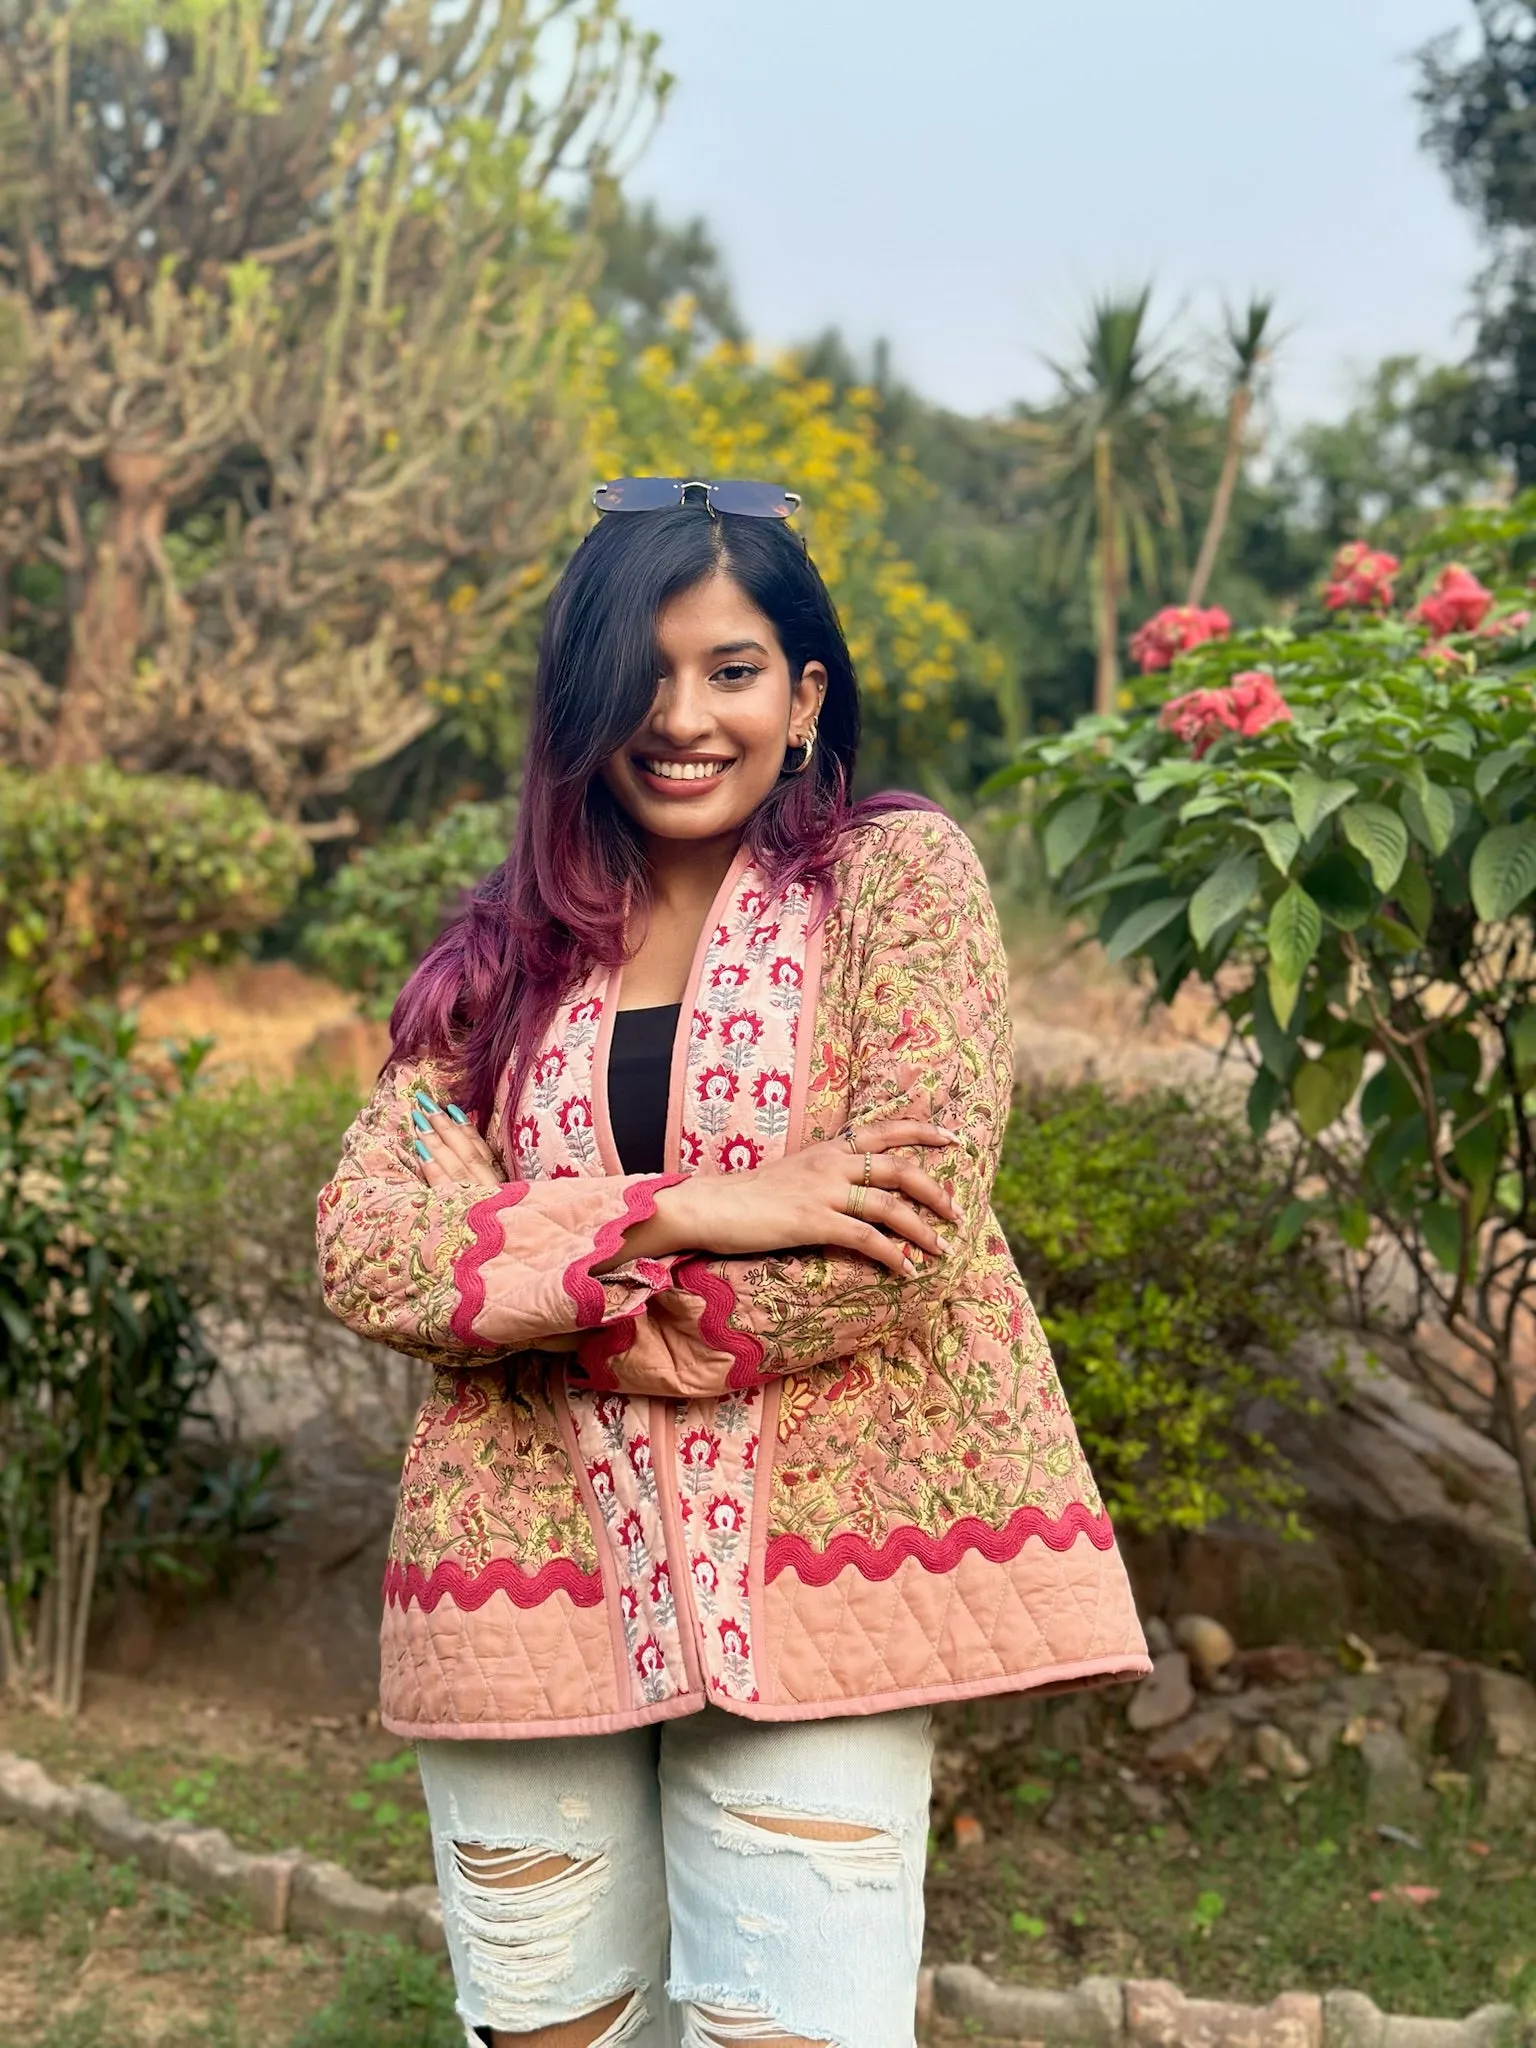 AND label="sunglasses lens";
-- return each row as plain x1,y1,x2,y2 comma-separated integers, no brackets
707,481,798,519
593,477,686,512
